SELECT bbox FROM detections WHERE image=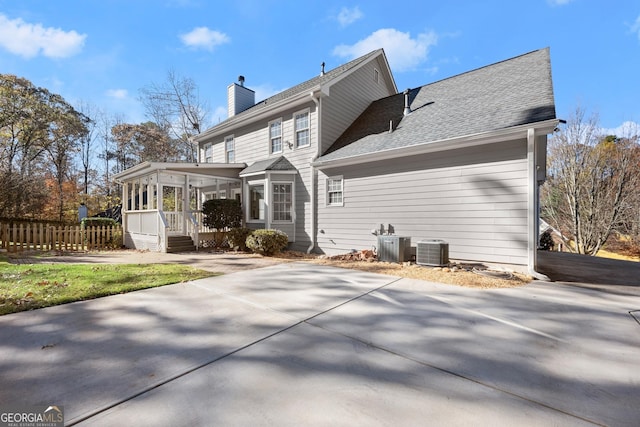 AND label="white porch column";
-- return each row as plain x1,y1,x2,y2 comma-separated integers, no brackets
184,175,190,234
